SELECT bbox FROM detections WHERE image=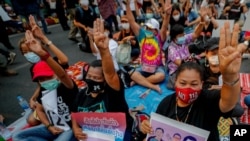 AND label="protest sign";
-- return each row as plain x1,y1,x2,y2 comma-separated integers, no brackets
84,131,115,141
71,112,126,141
